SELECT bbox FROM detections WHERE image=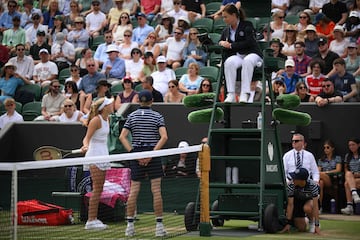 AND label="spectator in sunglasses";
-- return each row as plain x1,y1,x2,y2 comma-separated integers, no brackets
315,78,343,107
